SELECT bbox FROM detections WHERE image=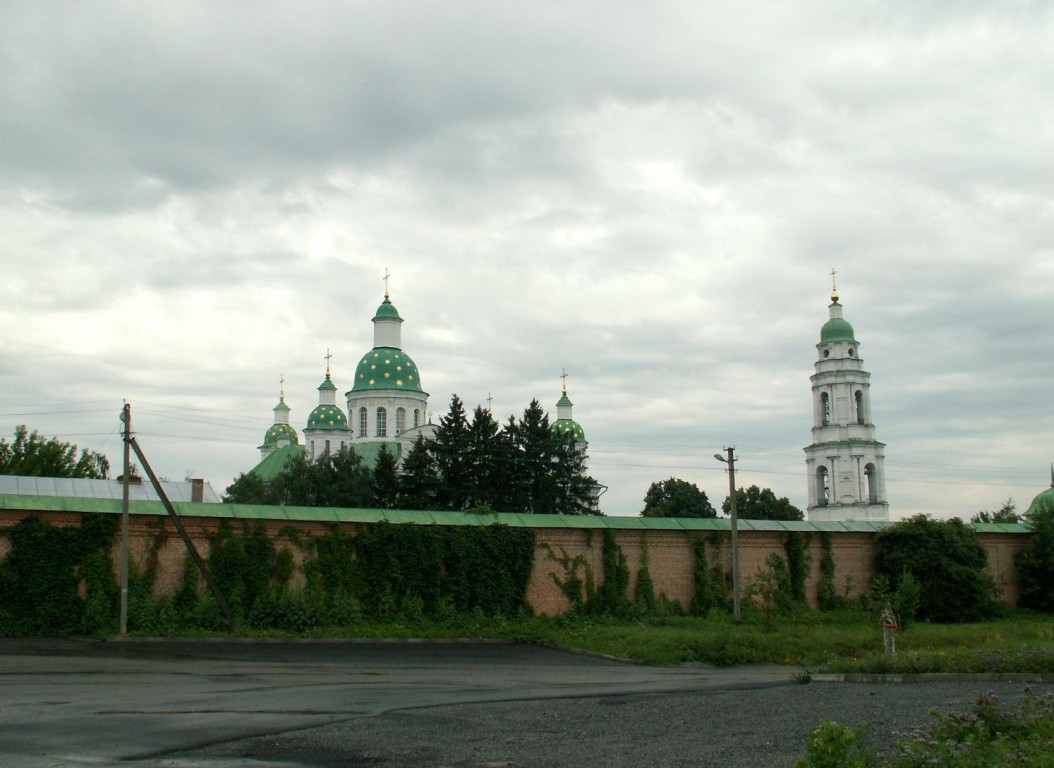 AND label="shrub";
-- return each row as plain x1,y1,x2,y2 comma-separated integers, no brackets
874,515,996,622
1016,503,1054,611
